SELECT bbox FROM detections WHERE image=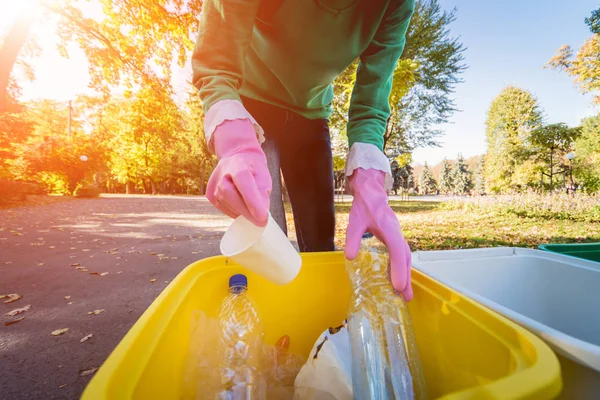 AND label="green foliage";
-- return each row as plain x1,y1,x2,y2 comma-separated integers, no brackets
484,86,544,192
438,158,453,194
398,0,467,149
452,153,472,195
418,162,437,194
330,0,466,160
574,113,600,193
474,157,486,194
529,123,581,189
391,160,414,195
585,8,600,34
